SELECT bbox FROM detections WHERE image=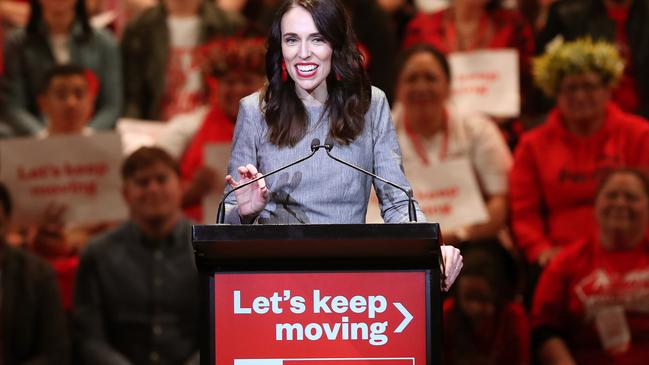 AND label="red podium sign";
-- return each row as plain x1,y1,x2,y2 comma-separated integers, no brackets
214,272,427,365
